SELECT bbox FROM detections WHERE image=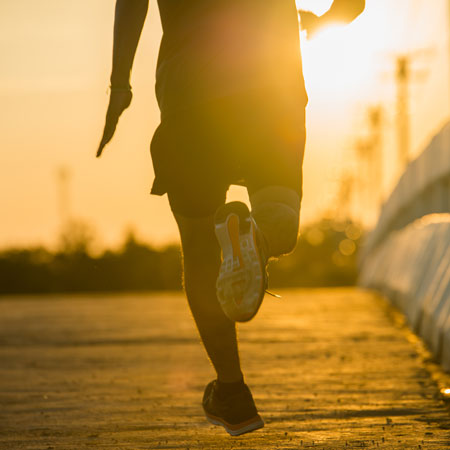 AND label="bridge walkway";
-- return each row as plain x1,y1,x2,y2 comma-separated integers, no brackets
1,289,449,449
